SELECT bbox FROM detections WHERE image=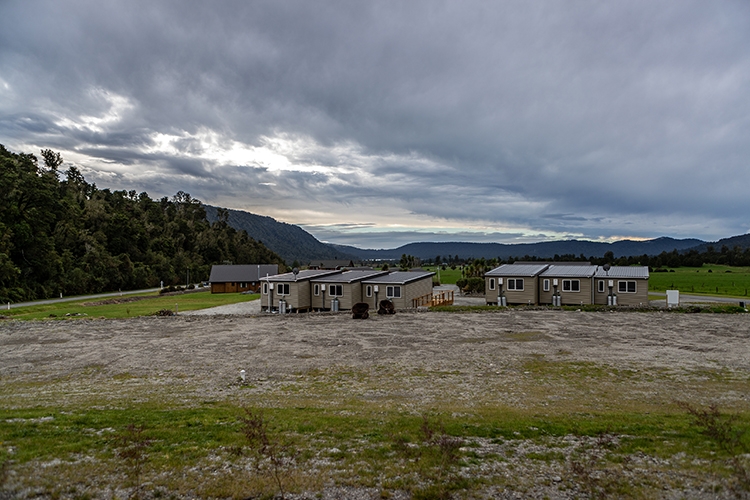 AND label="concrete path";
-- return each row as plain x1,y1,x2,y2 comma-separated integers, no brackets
181,298,261,315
